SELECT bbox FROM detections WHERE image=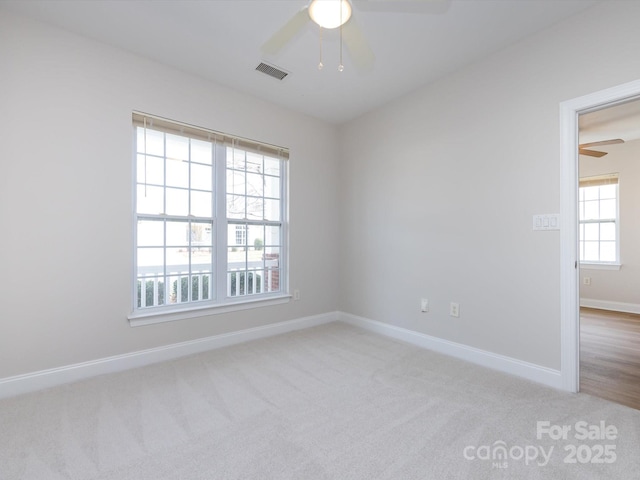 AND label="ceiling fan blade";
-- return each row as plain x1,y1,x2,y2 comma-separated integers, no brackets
354,0,451,14
343,20,376,72
261,7,310,55
579,139,624,149
579,149,608,158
